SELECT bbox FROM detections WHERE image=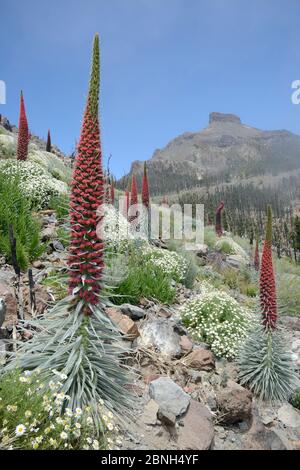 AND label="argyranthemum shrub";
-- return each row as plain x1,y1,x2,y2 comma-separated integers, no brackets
141,245,188,283
29,149,72,184
0,160,68,210
100,204,133,251
0,370,122,450
215,236,248,258
181,287,253,358
113,253,176,305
